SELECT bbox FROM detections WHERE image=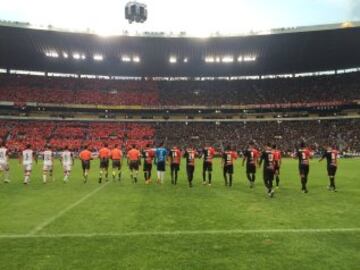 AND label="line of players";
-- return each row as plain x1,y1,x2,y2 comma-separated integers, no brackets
0,141,339,197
